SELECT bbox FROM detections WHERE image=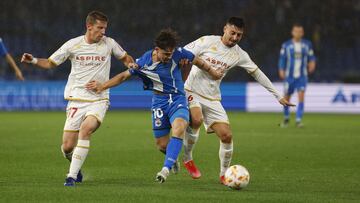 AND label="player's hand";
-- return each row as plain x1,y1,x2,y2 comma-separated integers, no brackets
127,62,139,69
15,70,25,81
209,67,225,80
21,53,34,64
85,80,104,94
308,61,316,74
279,97,296,107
